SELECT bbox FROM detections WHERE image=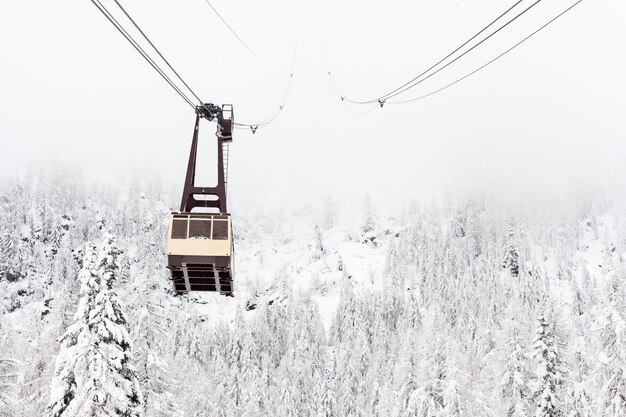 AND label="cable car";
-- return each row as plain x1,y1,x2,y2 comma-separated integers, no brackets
167,104,235,296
